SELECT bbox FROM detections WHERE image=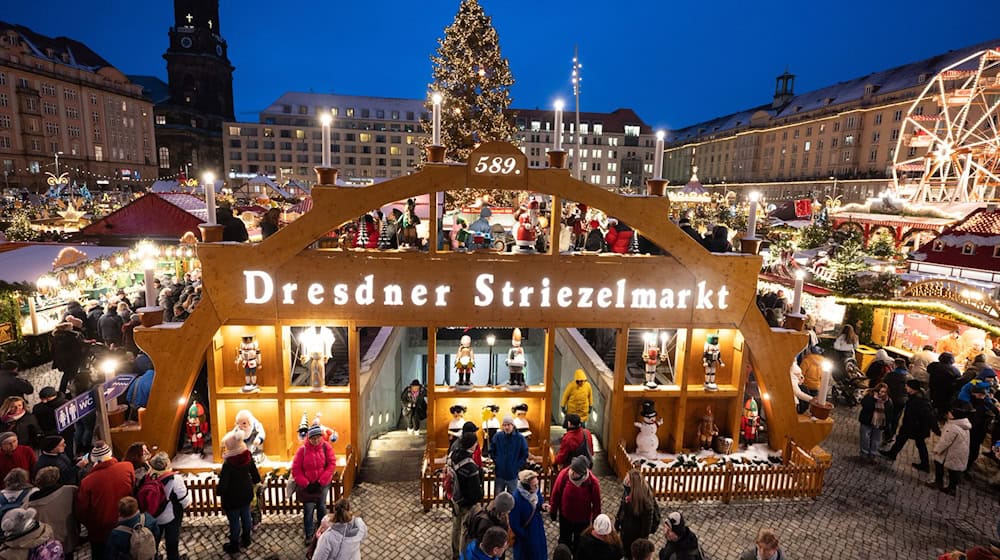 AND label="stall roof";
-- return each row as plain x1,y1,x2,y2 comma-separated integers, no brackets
0,243,127,285
78,193,207,241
